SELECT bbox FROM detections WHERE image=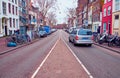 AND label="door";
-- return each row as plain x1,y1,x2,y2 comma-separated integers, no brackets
108,21,111,34
5,26,7,36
